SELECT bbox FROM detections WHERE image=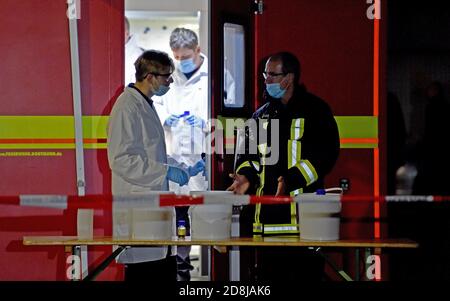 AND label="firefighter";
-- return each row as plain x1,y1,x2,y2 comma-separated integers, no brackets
227,52,340,280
